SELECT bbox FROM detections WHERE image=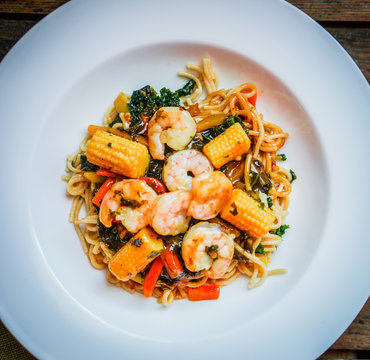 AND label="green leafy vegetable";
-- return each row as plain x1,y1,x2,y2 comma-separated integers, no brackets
248,159,272,194
271,224,290,237
289,170,297,183
175,79,196,97
267,197,273,208
201,115,244,144
145,158,164,180
109,113,123,128
276,154,287,161
80,154,99,172
127,84,190,136
121,196,142,208
97,221,129,251
255,243,265,254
